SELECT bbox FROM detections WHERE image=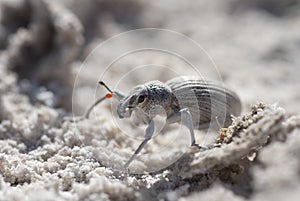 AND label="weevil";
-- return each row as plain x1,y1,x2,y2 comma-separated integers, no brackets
71,76,242,169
